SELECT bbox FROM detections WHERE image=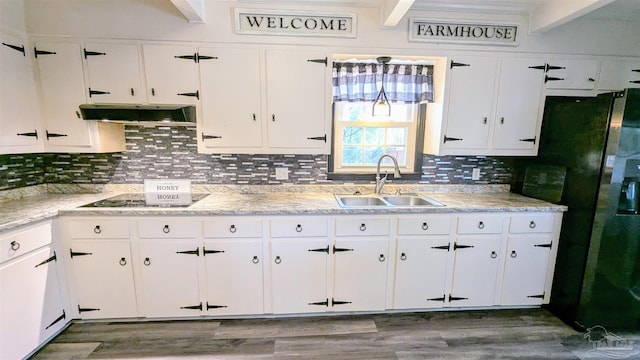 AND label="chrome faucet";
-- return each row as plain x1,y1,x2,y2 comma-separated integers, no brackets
375,154,401,194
